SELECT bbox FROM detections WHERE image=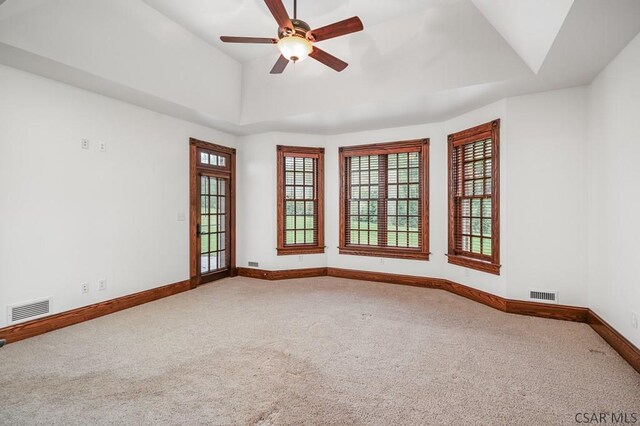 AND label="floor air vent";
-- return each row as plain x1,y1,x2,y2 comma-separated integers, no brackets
529,290,558,304
9,298,51,323
248,261,259,267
